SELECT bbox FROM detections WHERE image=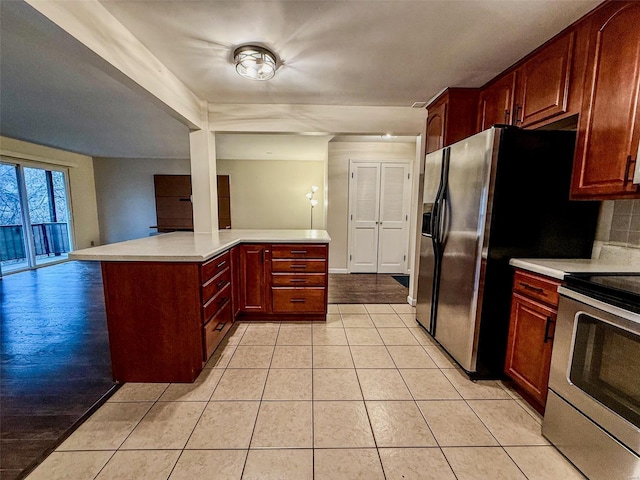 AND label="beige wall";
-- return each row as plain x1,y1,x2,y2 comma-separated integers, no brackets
216,159,325,230
0,136,100,250
93,157,190,244
327,141,416,272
